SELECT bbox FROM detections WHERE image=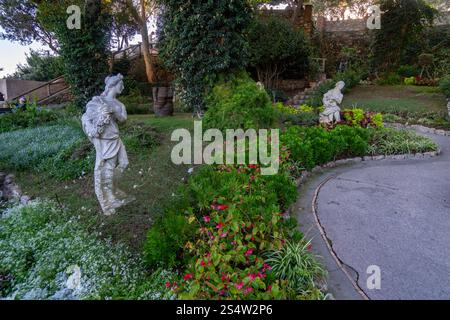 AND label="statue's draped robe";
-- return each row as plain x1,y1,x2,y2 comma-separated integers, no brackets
83,96,129,170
